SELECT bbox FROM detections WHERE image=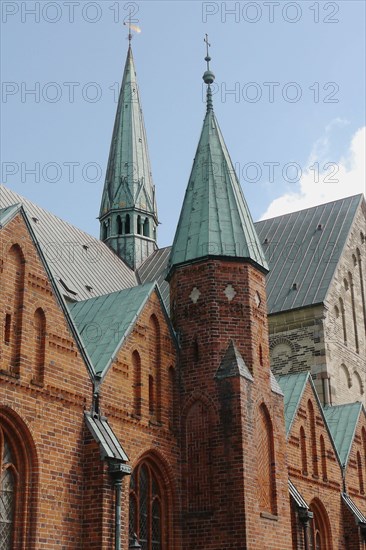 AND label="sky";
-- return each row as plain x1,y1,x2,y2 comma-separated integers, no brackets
1,0,365,247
